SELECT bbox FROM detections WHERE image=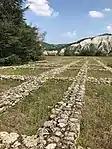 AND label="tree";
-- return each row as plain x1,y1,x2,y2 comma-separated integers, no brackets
0,0,44,65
